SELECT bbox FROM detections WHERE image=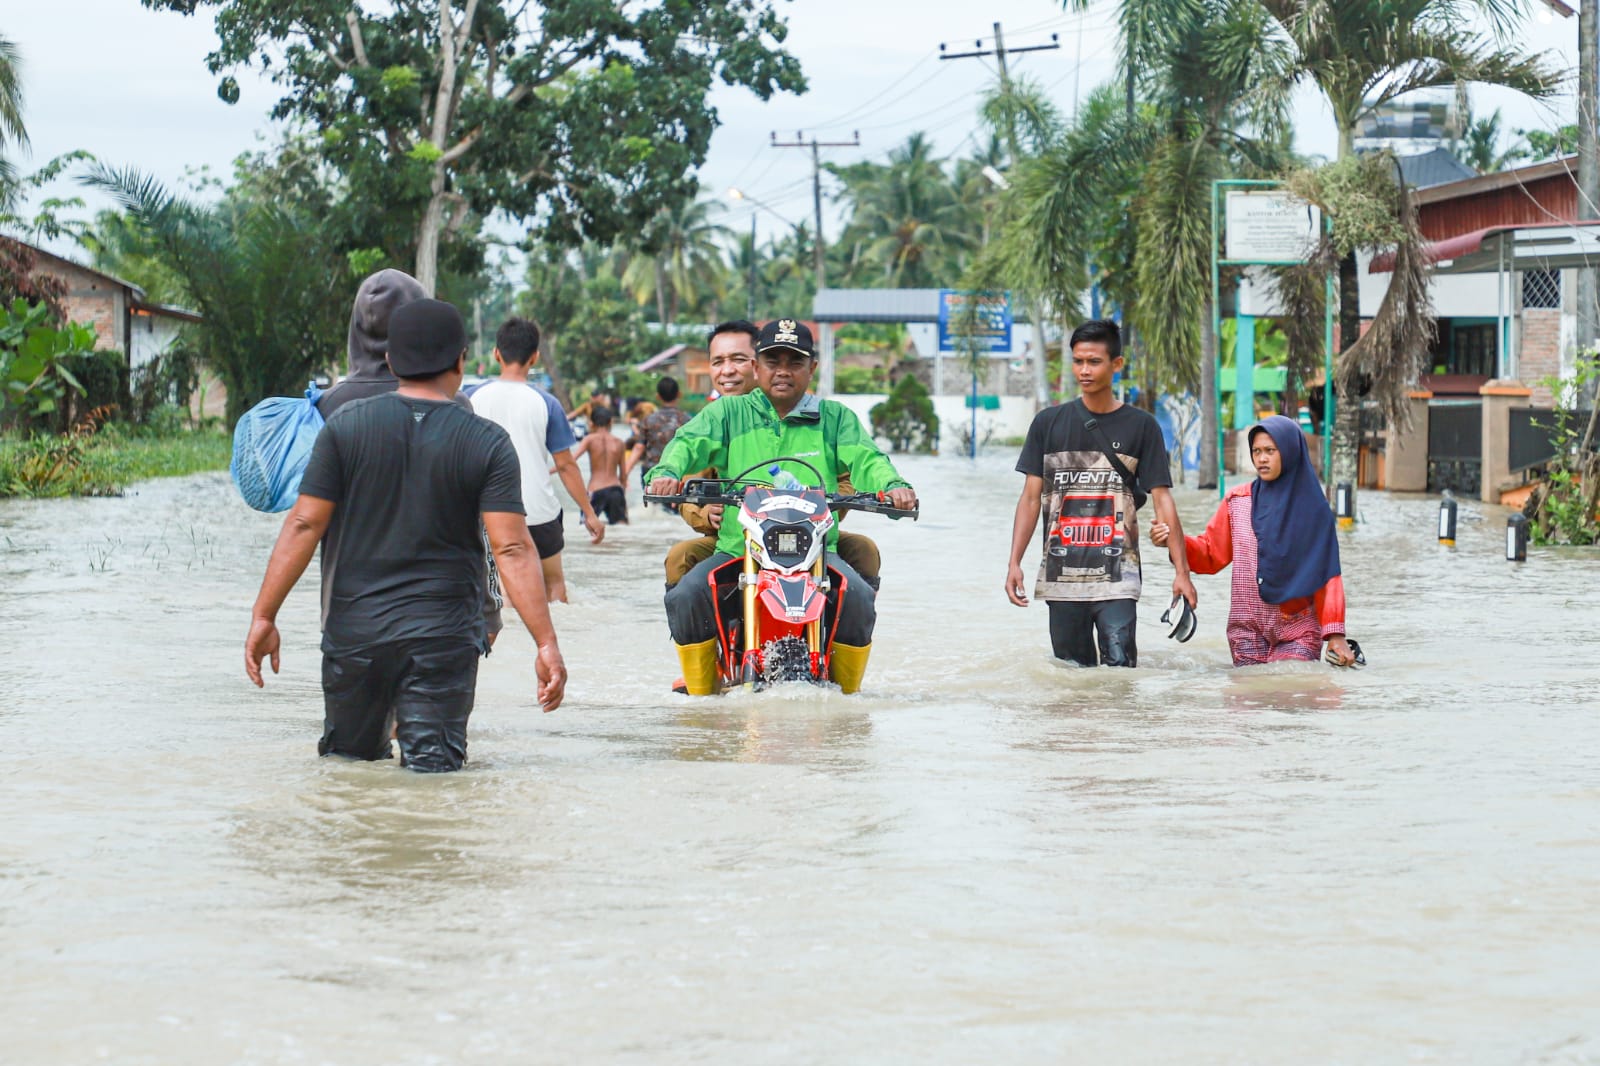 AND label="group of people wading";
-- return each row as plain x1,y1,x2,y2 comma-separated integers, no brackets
245,269,1351,774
